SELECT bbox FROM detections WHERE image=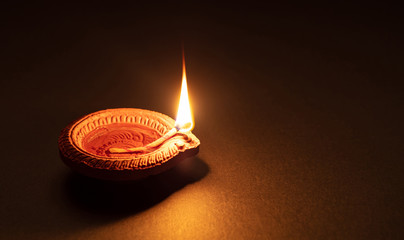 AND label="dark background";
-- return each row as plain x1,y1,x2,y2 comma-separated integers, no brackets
1,2,403,239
